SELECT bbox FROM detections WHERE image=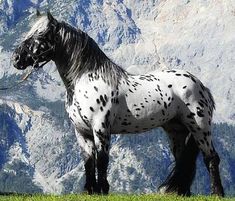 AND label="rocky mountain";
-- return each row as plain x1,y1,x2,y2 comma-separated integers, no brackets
0,0,234,195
